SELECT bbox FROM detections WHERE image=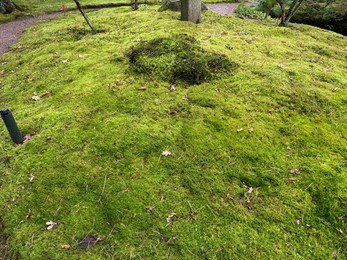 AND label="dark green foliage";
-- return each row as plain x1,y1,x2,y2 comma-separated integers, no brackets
128,34,237,85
